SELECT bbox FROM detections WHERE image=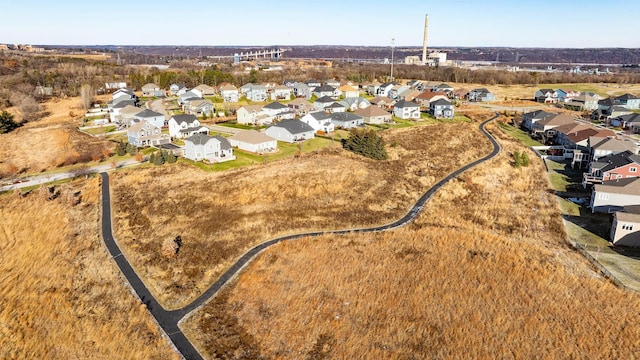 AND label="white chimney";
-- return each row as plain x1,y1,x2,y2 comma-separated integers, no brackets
422,14,429,64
